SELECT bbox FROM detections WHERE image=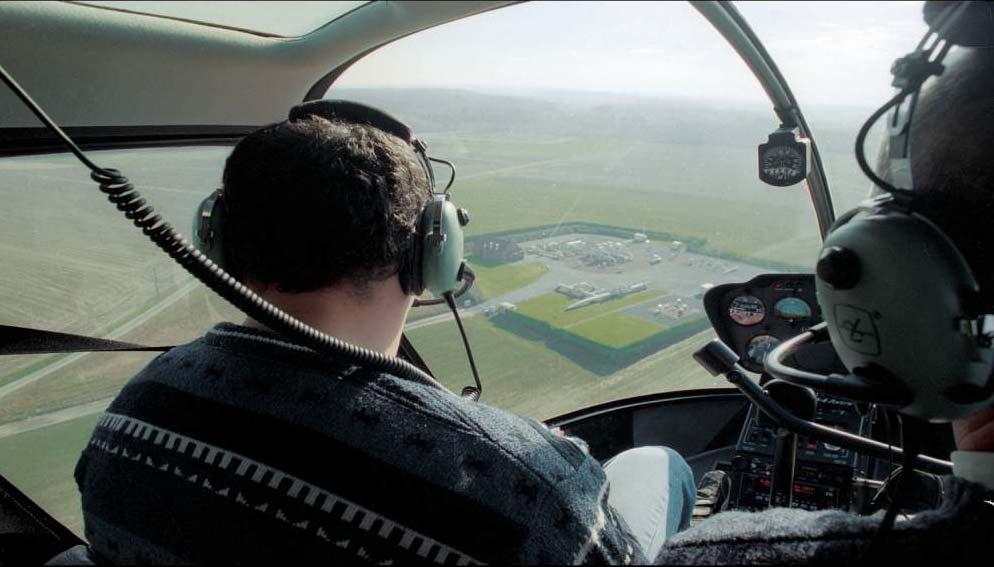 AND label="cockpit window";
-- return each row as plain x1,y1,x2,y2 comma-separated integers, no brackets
0,0,931,539
0,146,238,534
737,0,928,212
73,1,369,37
329,1,825,419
